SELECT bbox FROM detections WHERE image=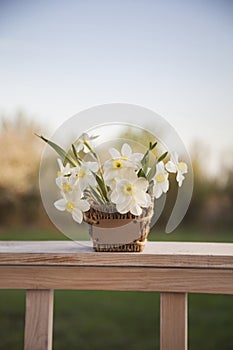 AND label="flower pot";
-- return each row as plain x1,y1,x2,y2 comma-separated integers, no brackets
84,201,154,252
